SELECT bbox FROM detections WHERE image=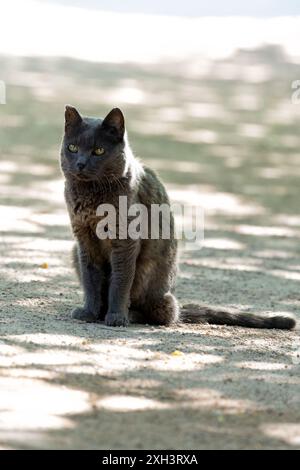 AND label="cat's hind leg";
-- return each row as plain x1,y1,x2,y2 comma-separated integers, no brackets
130,292,179,325
143,292,179,326
130,239,179,325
